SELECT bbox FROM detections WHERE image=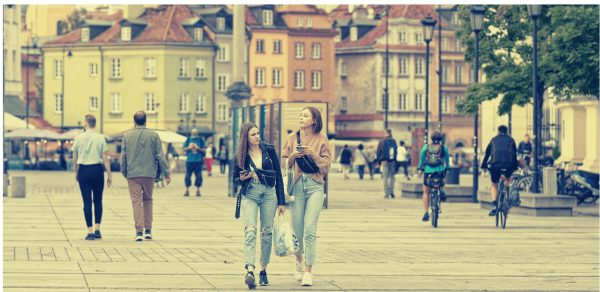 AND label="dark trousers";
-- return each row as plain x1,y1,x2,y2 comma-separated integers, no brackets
77,164,104,227
185,162,203,188
367,162,375,178
357,165,366,180
219,159,227,174
397,161,409,177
